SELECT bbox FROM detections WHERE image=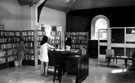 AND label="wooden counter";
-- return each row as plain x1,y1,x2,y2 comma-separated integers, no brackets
48,50,89,83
